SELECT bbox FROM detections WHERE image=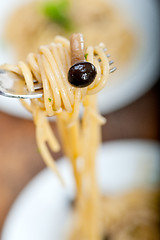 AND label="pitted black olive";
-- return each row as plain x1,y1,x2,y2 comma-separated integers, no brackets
68,62,97,88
